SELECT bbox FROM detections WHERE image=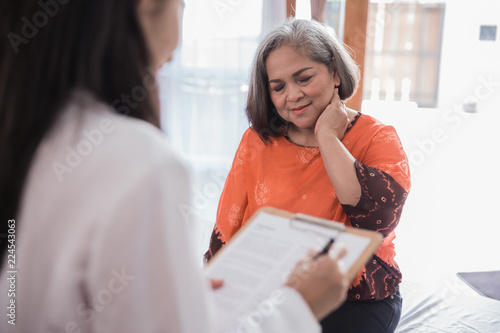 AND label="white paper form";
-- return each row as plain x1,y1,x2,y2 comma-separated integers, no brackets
203,211,373,325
